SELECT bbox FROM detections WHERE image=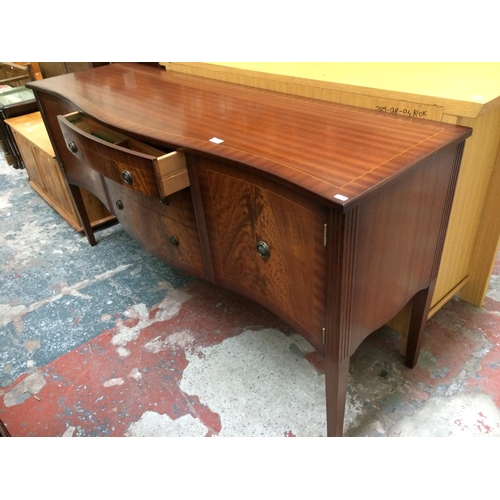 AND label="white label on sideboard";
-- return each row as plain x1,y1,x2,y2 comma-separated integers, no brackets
334,194,349,201
209,137,224,144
